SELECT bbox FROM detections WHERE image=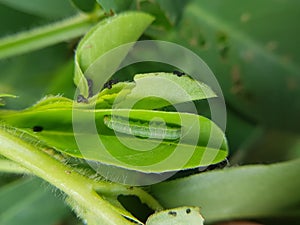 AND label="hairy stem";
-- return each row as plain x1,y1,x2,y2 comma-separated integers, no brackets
0,11,105,59
0,128,133,225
